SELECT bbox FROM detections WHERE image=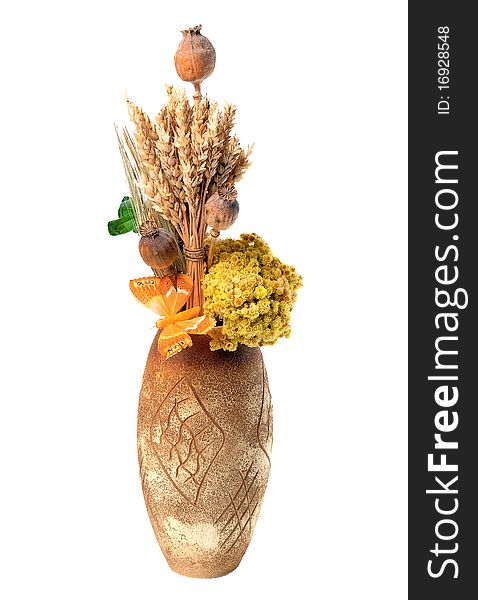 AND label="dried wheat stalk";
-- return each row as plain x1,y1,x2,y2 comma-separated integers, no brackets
126,86,251,309
231,144,253,184
115,125,149,228
126,99,183,232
